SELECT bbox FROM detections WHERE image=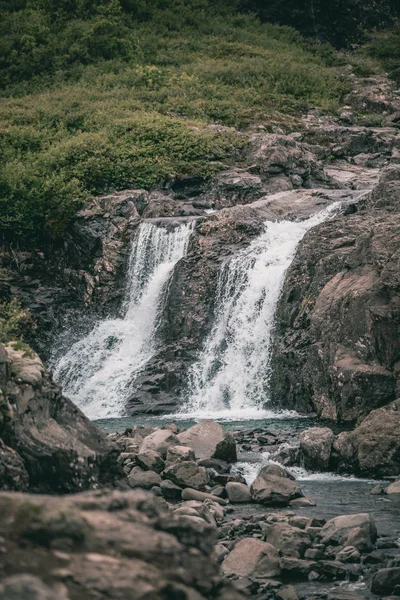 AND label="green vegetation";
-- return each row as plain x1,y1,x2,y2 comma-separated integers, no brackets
0,299,31,344
0,1,350,244
347,26,400,76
